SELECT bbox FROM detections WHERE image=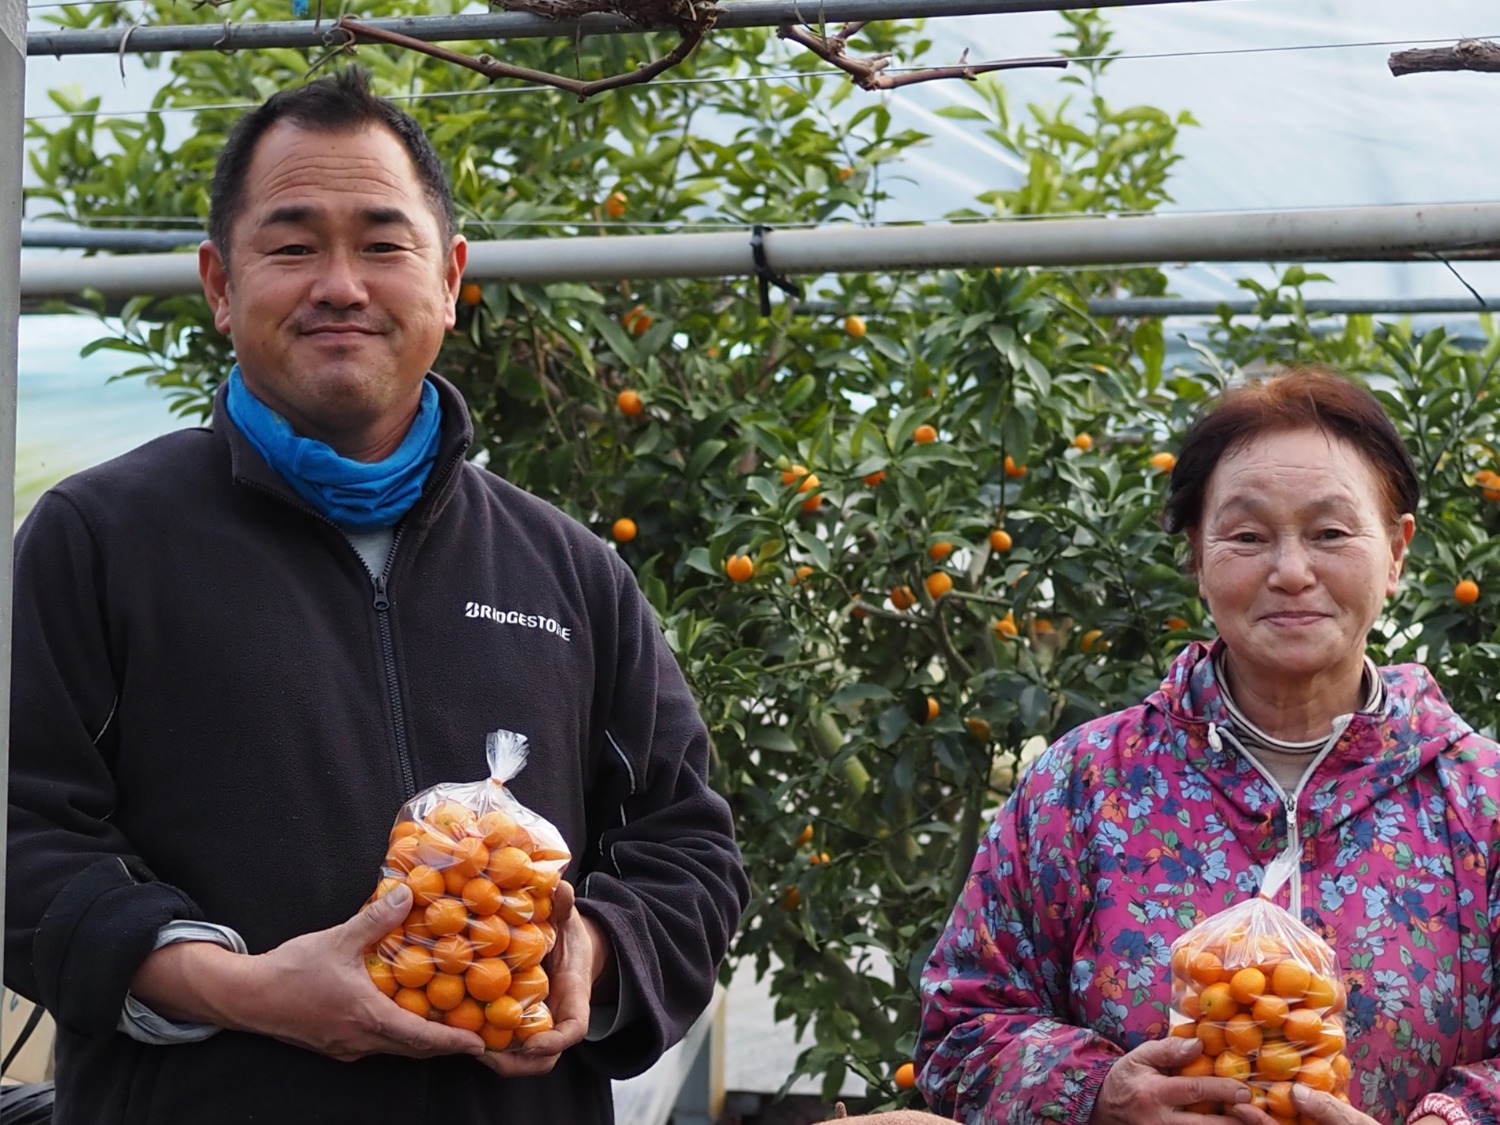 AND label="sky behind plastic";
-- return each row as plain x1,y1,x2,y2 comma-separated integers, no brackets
23,1,1500,291
18,0,1500,387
